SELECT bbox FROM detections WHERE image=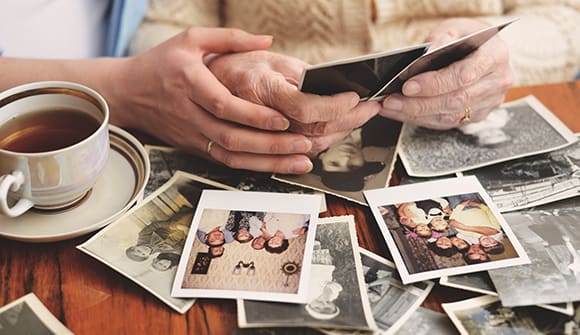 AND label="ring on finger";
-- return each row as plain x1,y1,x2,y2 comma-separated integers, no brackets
206,140,214,154
461,106,472,123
